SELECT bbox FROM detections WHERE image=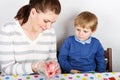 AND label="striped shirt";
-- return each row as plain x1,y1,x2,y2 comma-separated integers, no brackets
0,20,57,74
